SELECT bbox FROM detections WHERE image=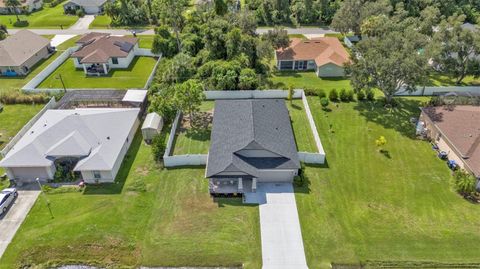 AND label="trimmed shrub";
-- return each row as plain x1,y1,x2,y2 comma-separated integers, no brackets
346,90,355,101
13,20,29,27
339,88,348,102
366,89,375,101
320,97,329,109
317,89,326,98
329,88,338,101
151,133,167,161
304,88,318,96
76,8,85,17
356,90,365,101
